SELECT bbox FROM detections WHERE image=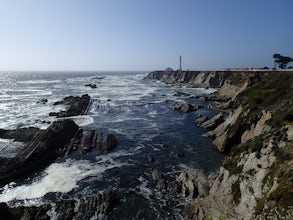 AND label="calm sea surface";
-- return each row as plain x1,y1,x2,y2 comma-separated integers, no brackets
0,71,224,219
